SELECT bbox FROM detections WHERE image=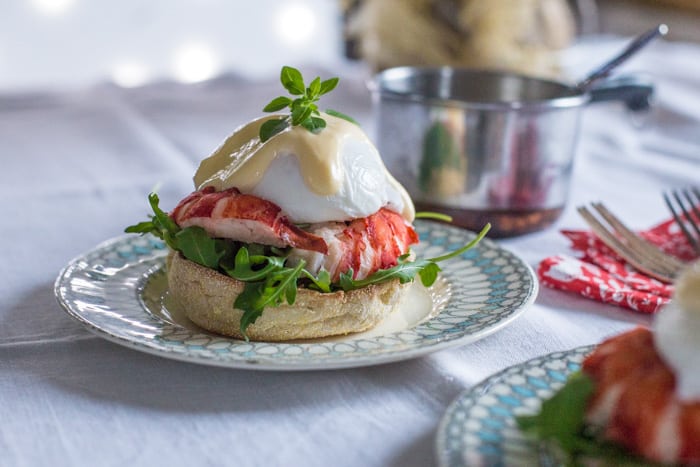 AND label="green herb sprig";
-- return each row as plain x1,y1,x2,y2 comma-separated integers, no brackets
259,66,356,142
